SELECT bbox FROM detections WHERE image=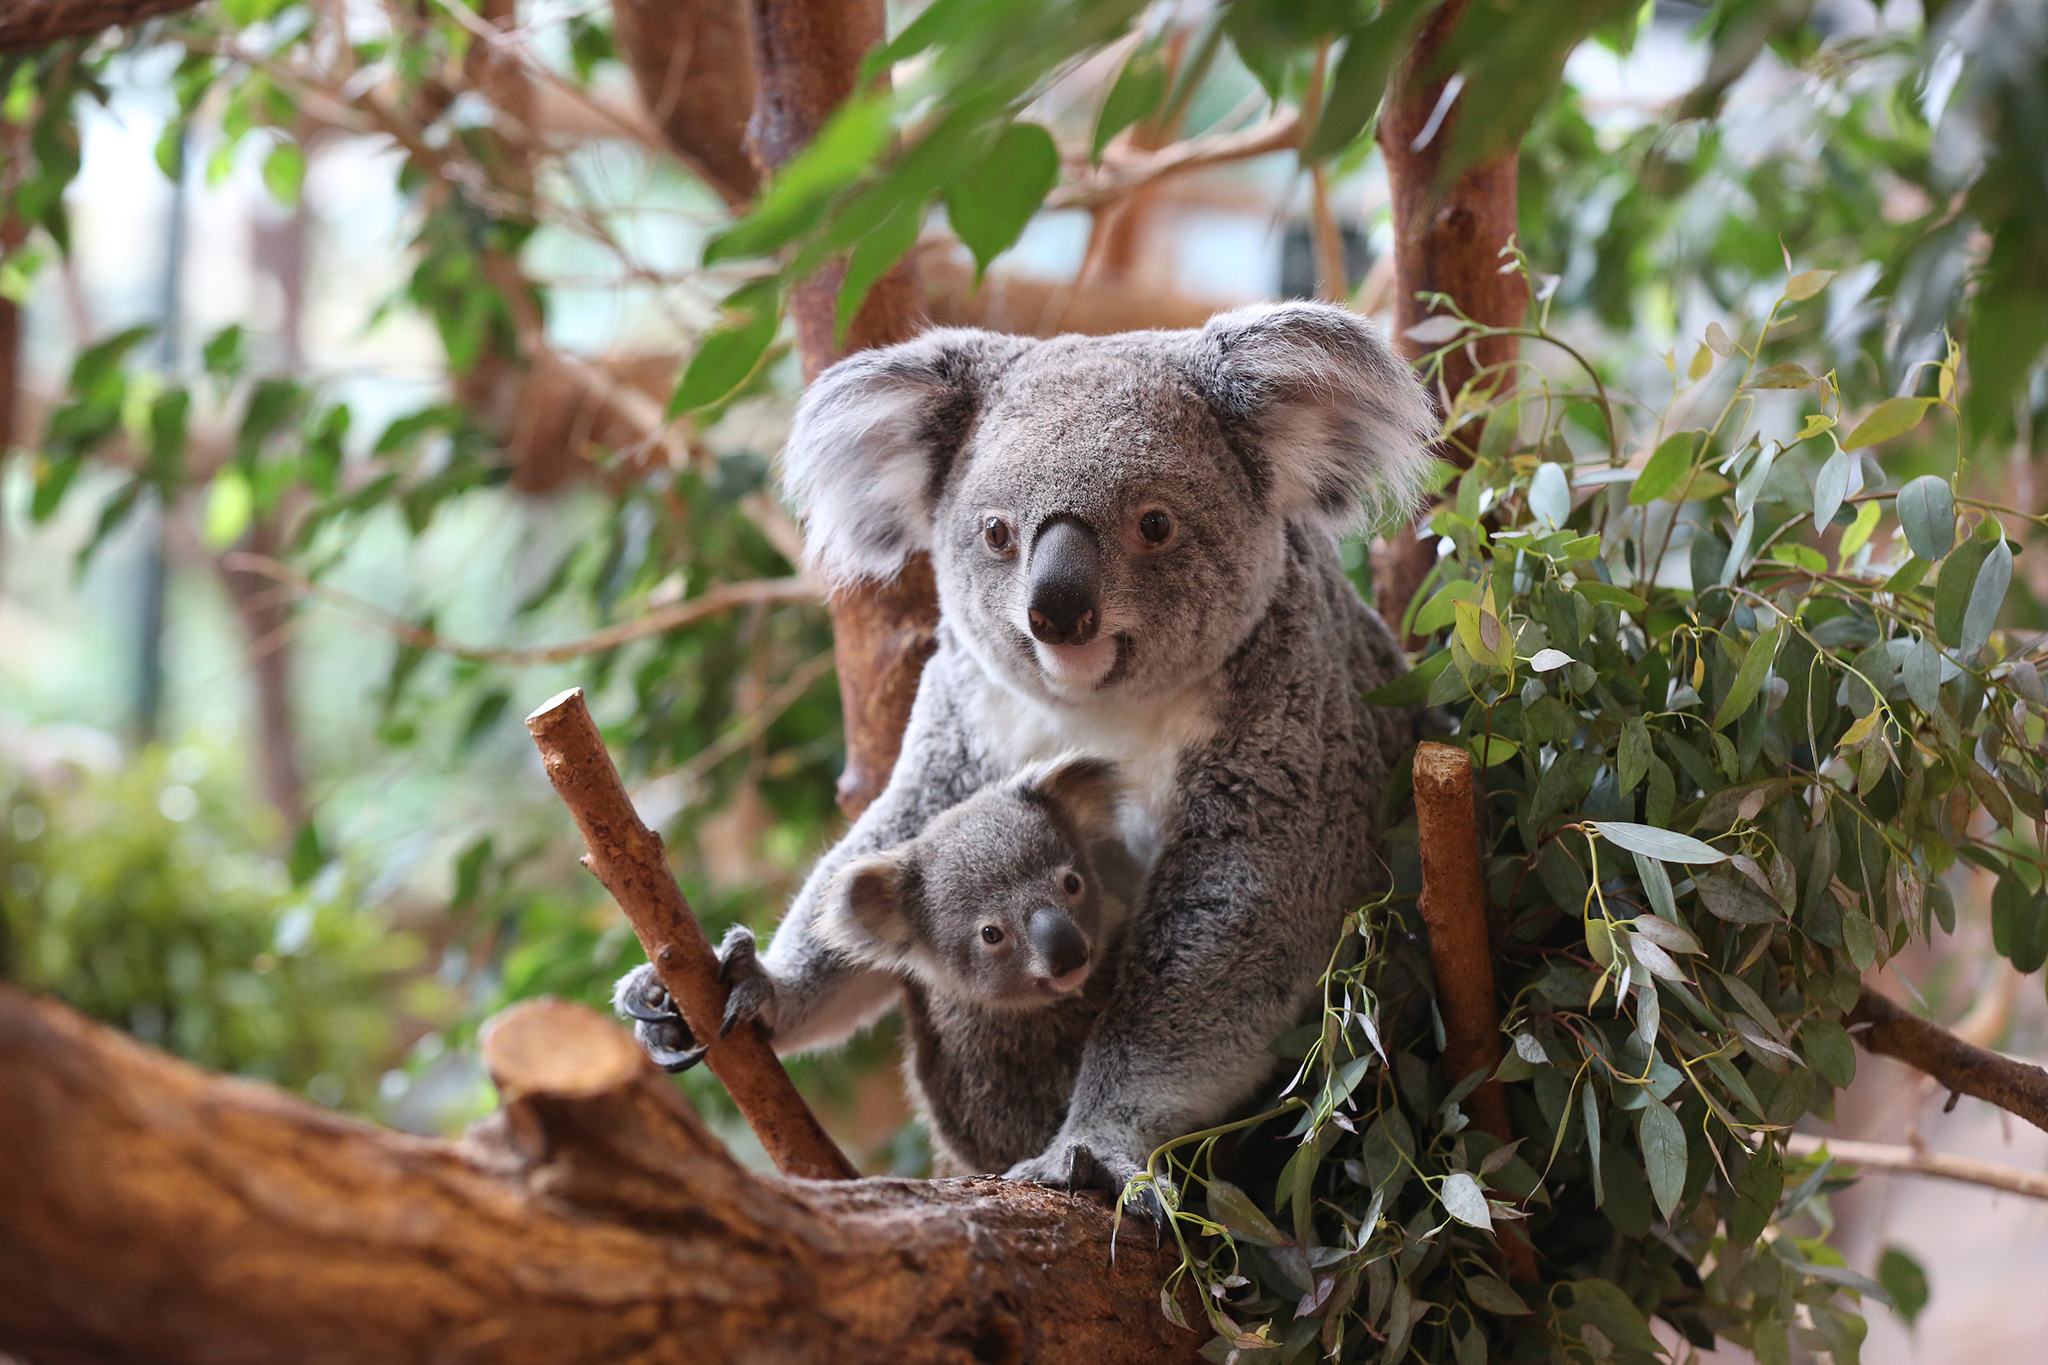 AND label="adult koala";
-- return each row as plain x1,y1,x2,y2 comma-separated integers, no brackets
616,301,1435,1199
